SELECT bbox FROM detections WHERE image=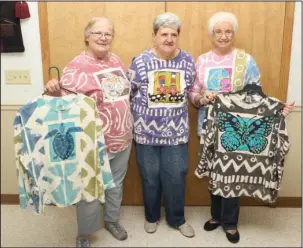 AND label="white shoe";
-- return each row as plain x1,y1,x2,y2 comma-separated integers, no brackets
178,222,195,238
144,220,158,233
